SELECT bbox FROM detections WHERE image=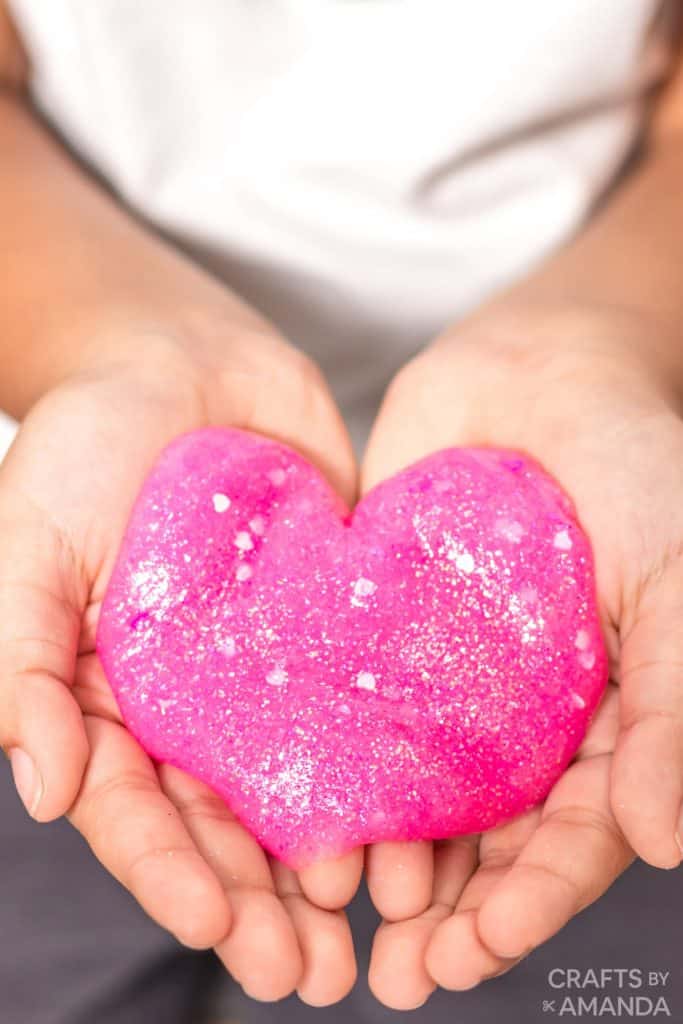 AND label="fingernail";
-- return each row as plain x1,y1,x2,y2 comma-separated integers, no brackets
9,747,43,818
